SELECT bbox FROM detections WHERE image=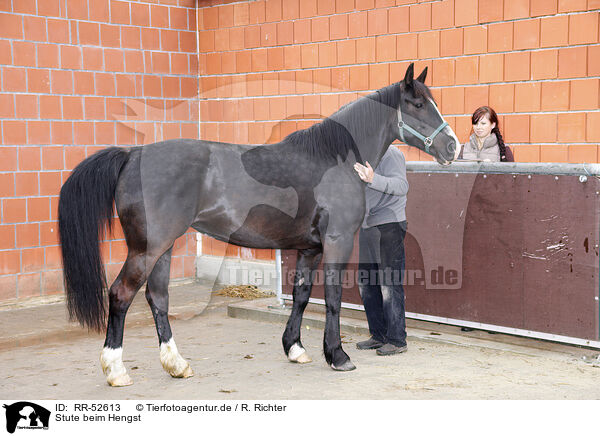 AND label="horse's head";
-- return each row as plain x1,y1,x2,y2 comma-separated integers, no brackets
396,63,461,165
